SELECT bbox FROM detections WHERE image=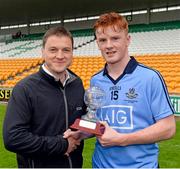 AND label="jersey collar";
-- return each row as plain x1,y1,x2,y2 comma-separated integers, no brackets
103,56,138,85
